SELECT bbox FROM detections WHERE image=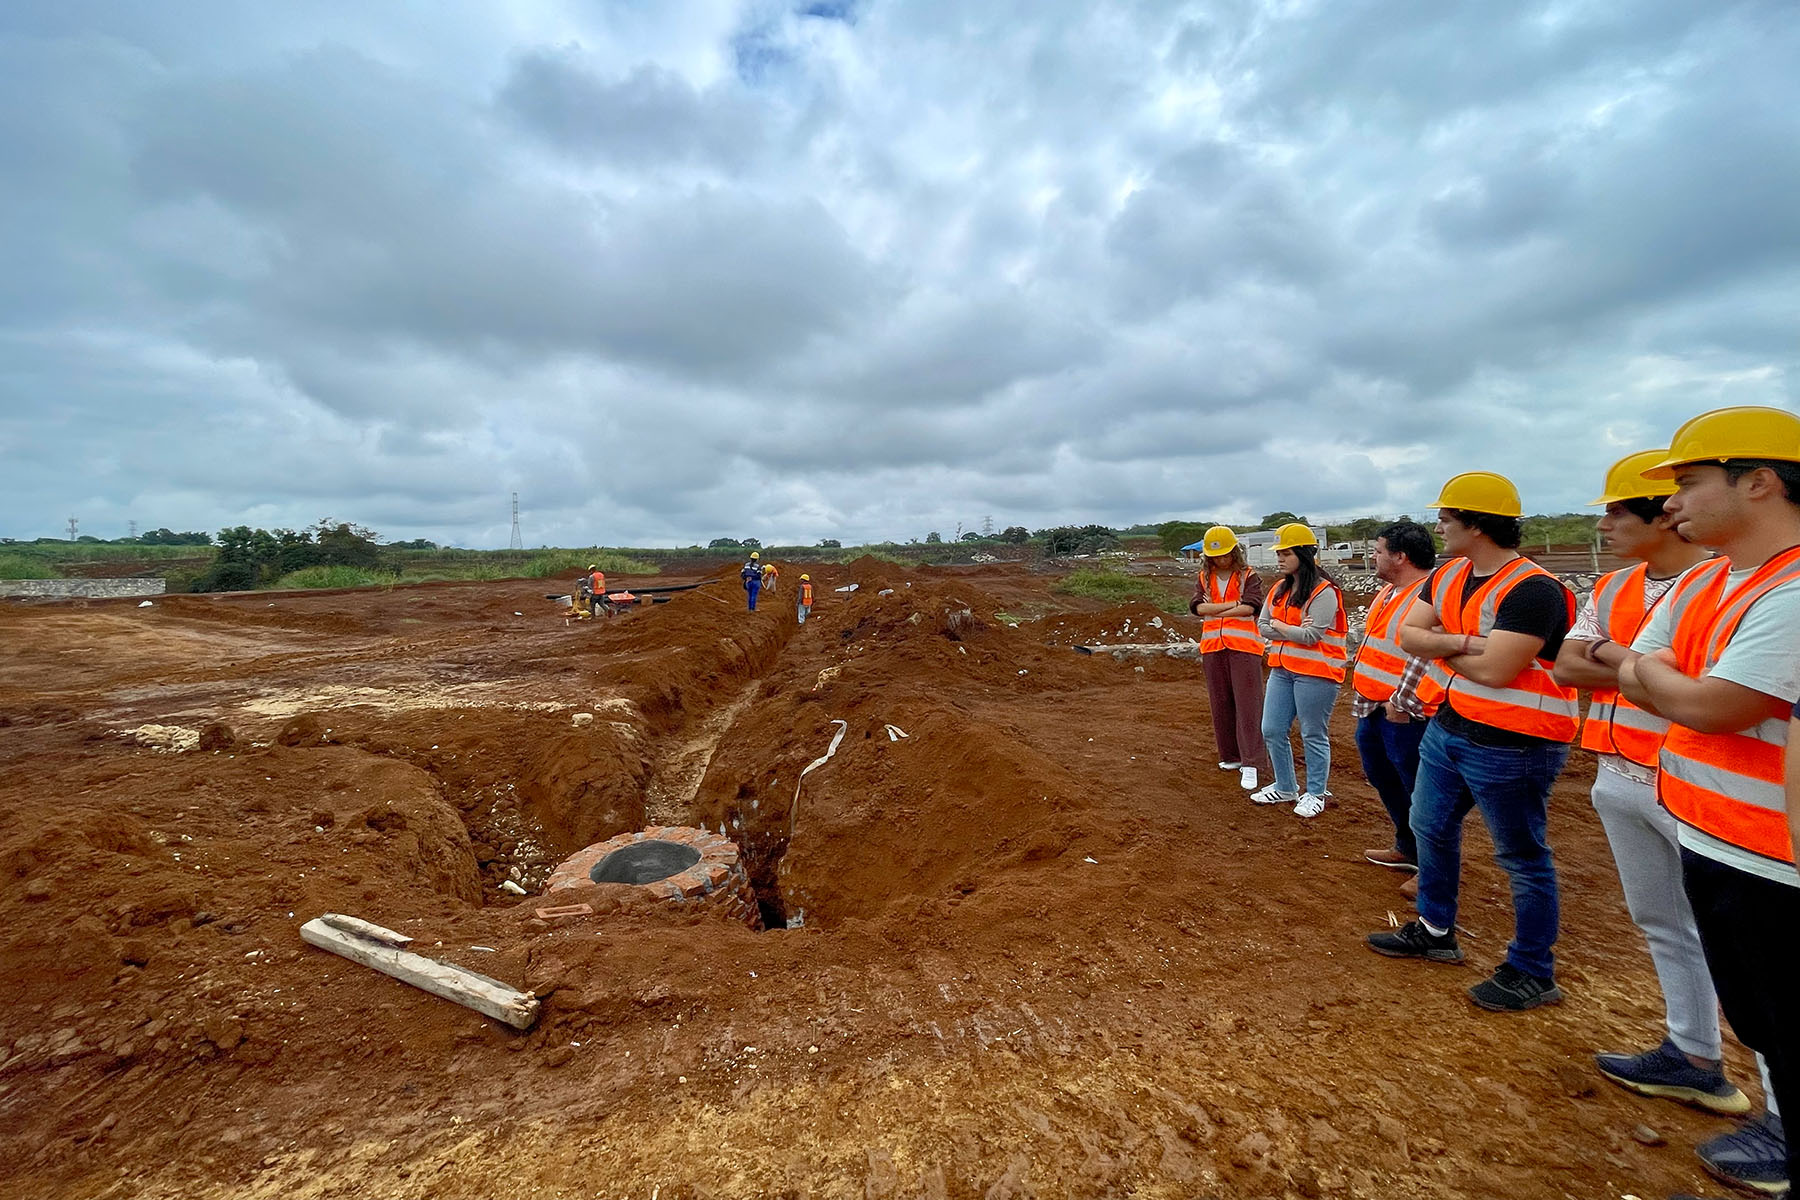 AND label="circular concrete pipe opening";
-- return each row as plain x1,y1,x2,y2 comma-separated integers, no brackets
546,826,764,930
591,841,700,885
